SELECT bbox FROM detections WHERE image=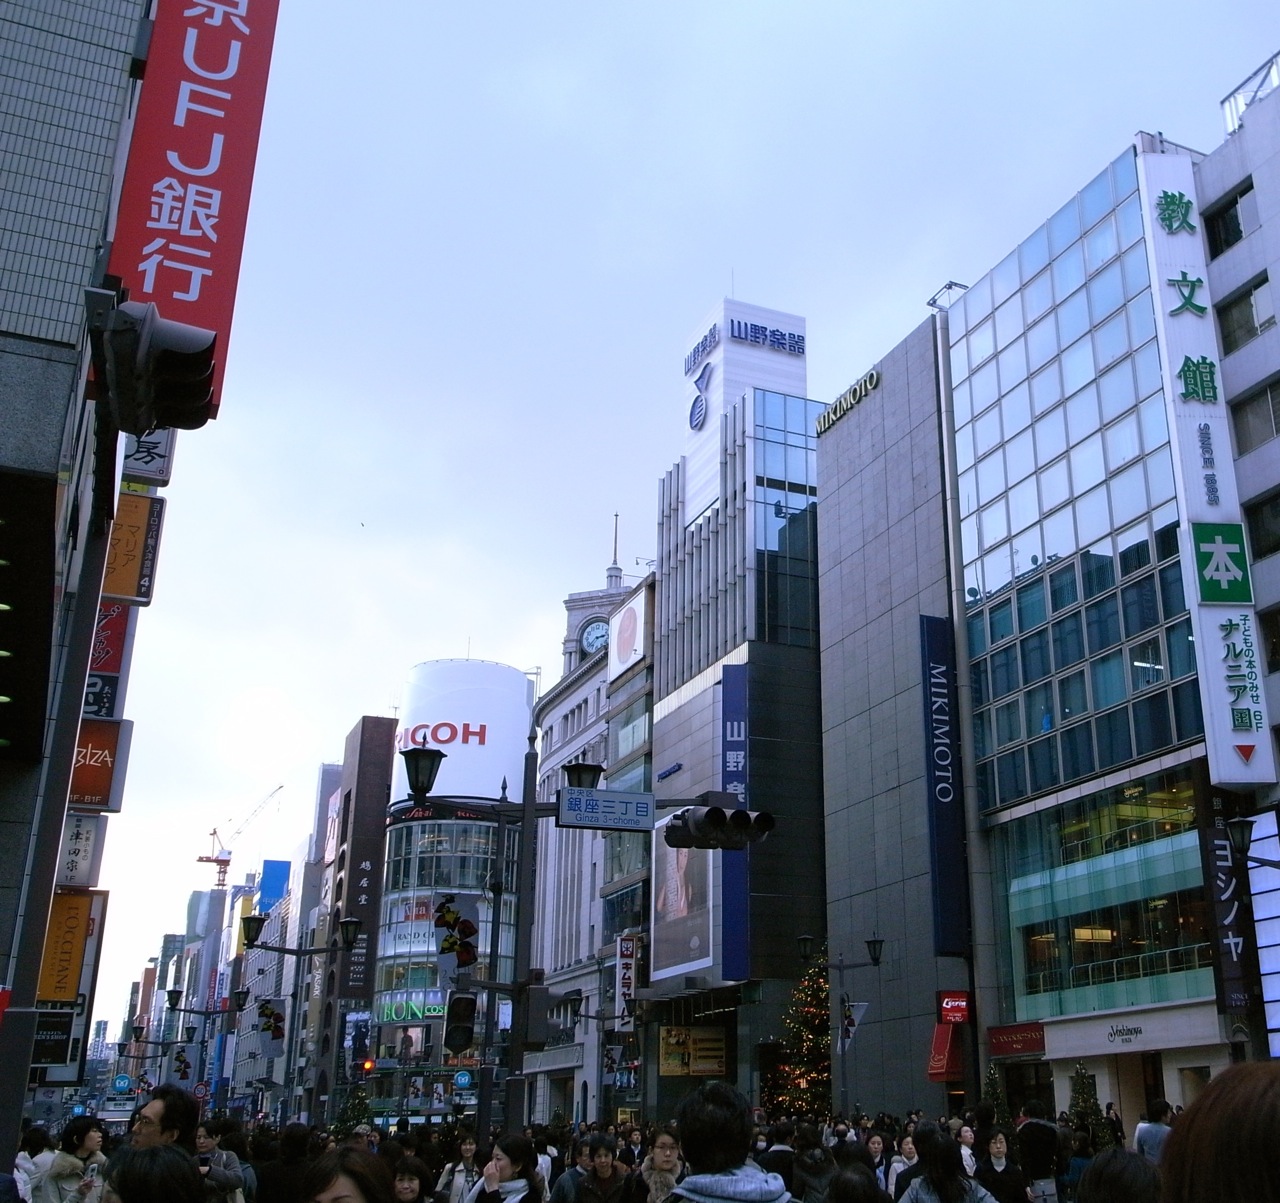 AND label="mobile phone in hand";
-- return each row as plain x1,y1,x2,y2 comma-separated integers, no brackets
84,1166,99,1181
